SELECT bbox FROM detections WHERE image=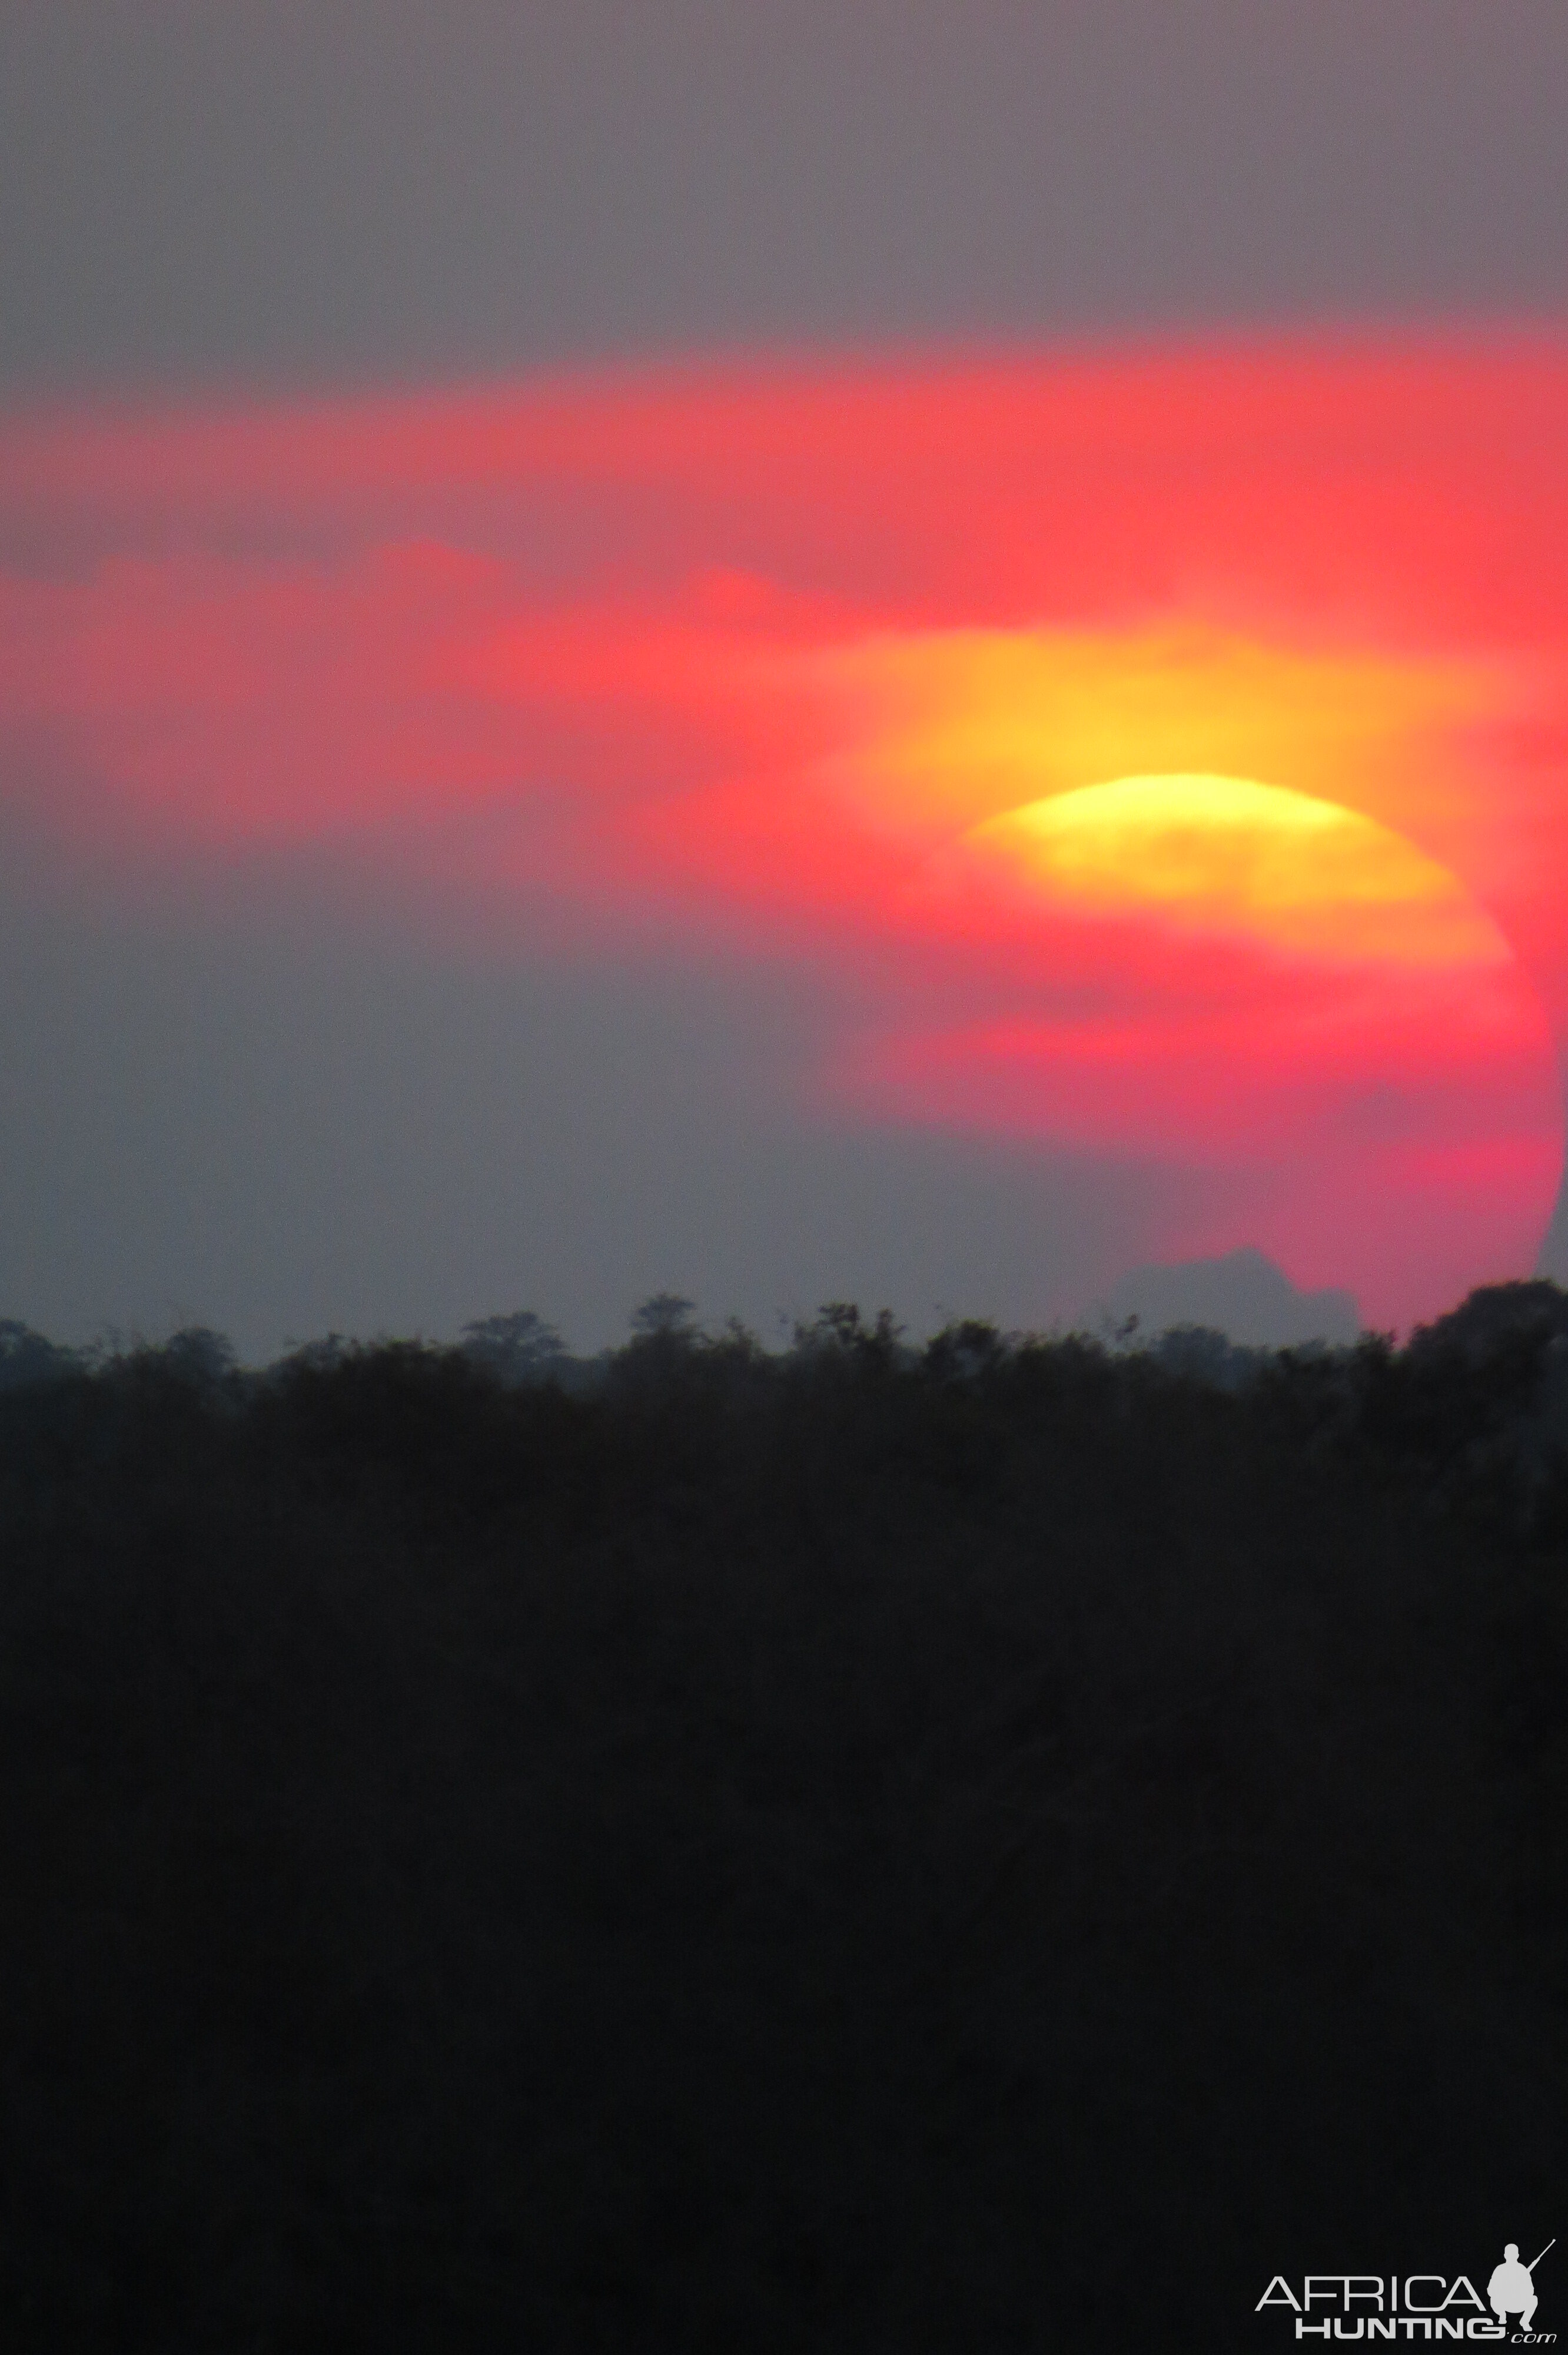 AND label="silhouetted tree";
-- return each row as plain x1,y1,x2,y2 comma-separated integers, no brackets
459,1308,567,1385
0,1318,79,1391
629,1291,699,1338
